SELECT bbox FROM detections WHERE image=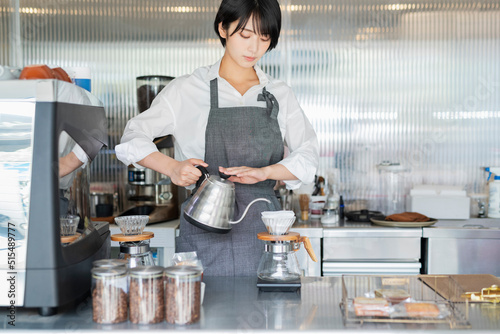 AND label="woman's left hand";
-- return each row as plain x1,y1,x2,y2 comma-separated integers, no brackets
219,166,268,184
